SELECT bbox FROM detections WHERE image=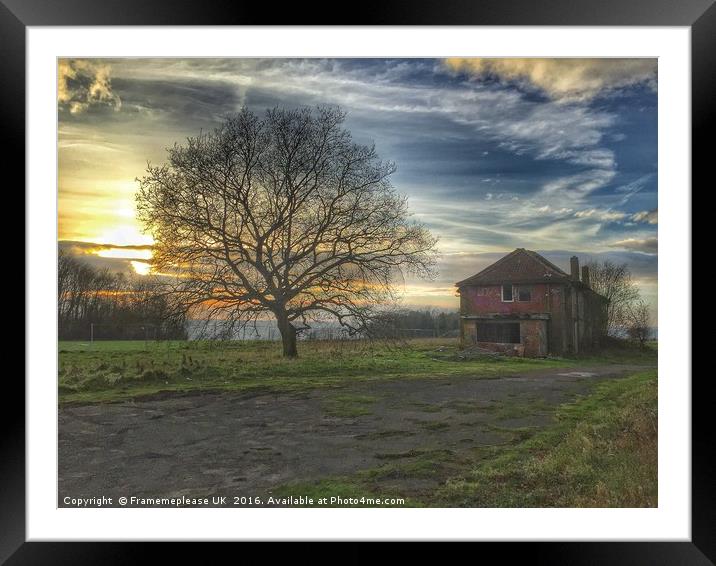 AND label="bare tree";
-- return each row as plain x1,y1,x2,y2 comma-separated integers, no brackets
584,260,641,336
136,106,438,357
625,299,651,348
